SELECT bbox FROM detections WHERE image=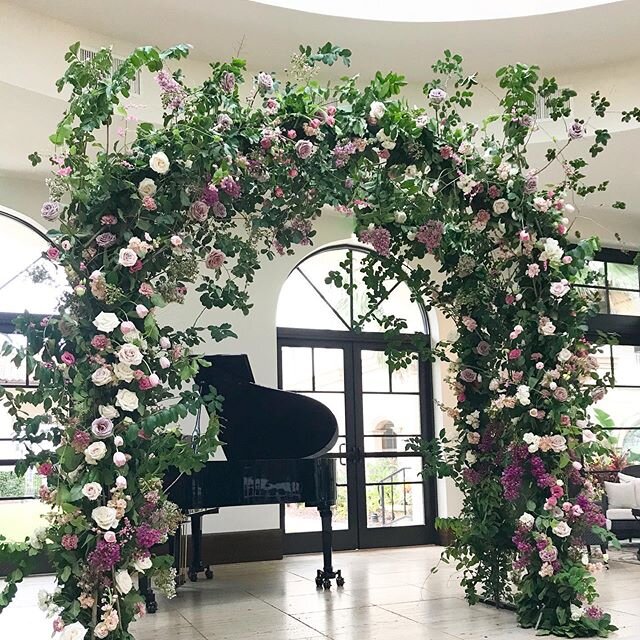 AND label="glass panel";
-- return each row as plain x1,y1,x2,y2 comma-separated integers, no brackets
611,345,640,386
609,290,640,315
391,358,419,393
297,249,351,326
284,485,348,532
361,350,389,392
579,287,607,313
361,282,425,334
0,333,27,385
365,483,424,528
0,496,51,541
336,459,348,484
276,269,347,331
364,456,423,483
0,466,41,498
591,388,640,436
0,215,68,315
304,393,345,437
607,262,639,290
0,438,22,460
593,345,612,378
313,348,344,391
362,393,421,435
364,434,420,453
281,347,312,391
